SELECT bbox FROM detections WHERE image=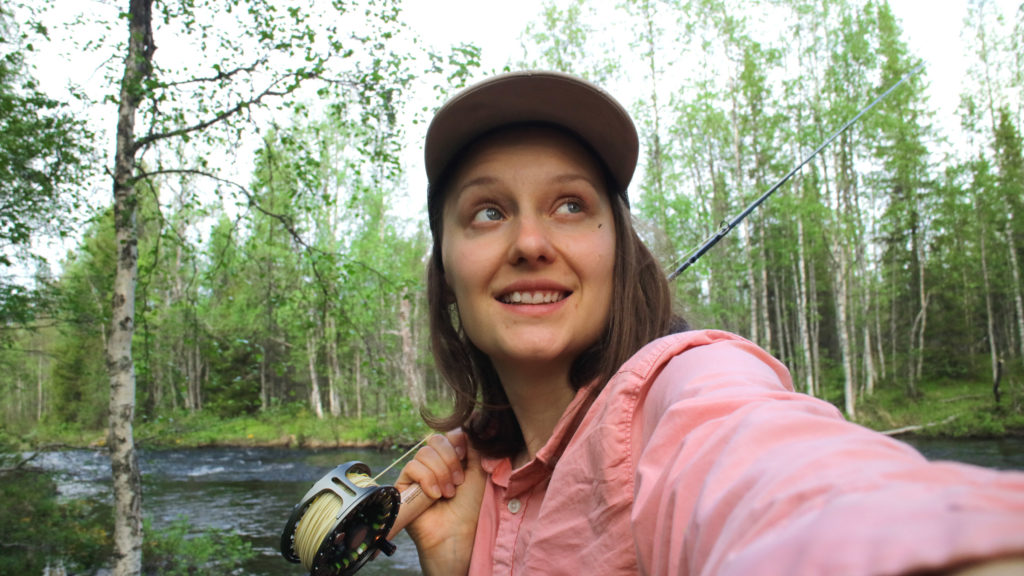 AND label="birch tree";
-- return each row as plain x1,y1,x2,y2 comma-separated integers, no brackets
95,0,423,572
